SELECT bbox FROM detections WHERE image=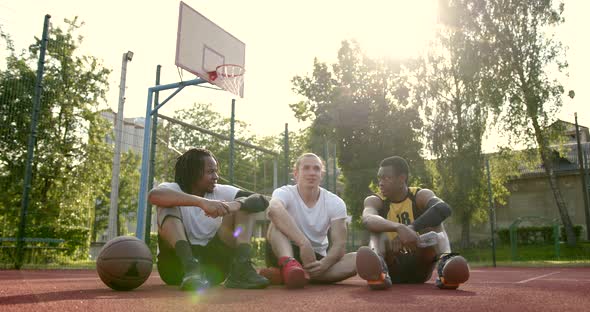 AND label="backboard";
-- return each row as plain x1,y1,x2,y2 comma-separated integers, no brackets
175,1,246,97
